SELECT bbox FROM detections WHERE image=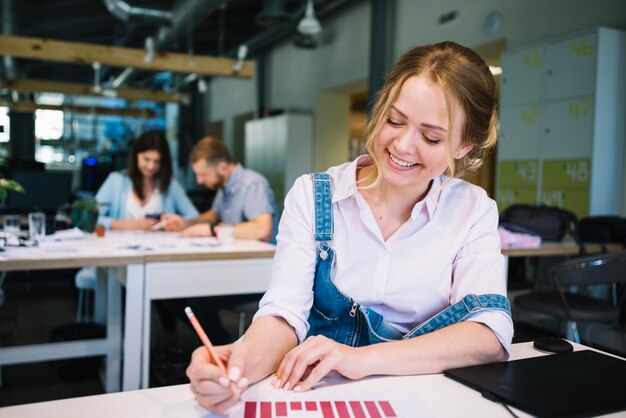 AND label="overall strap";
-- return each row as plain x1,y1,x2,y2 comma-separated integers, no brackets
311,173,334,242
410,294,511,337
